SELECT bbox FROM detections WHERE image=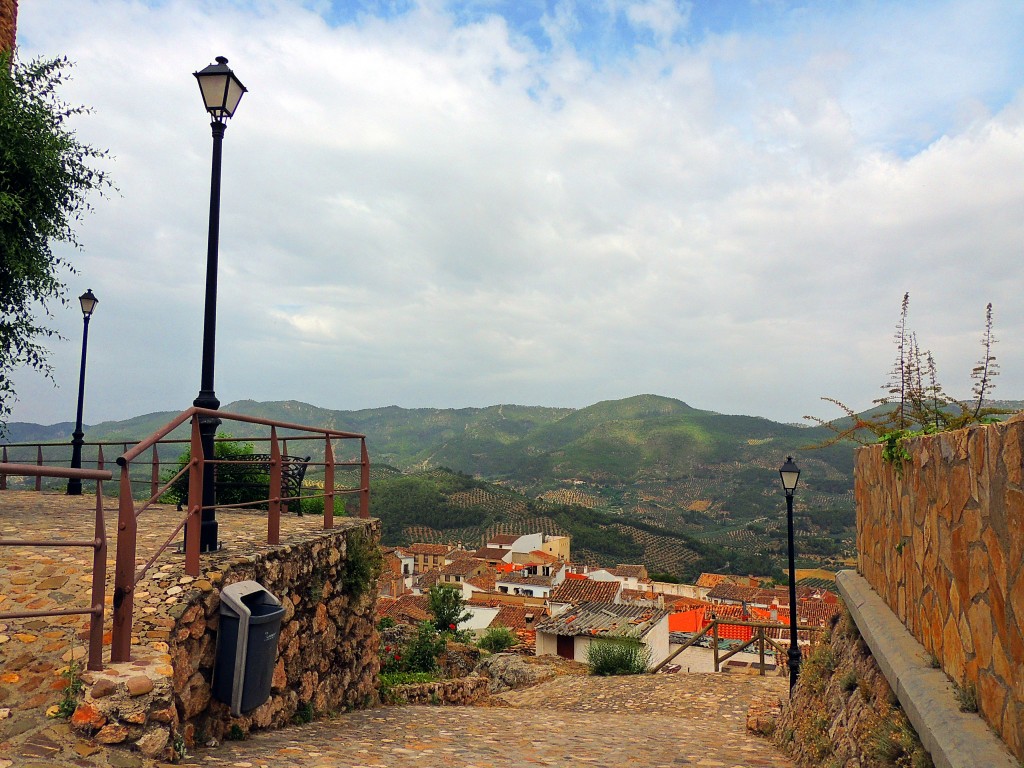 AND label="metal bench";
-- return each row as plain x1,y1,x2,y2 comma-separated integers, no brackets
215,453,311,514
